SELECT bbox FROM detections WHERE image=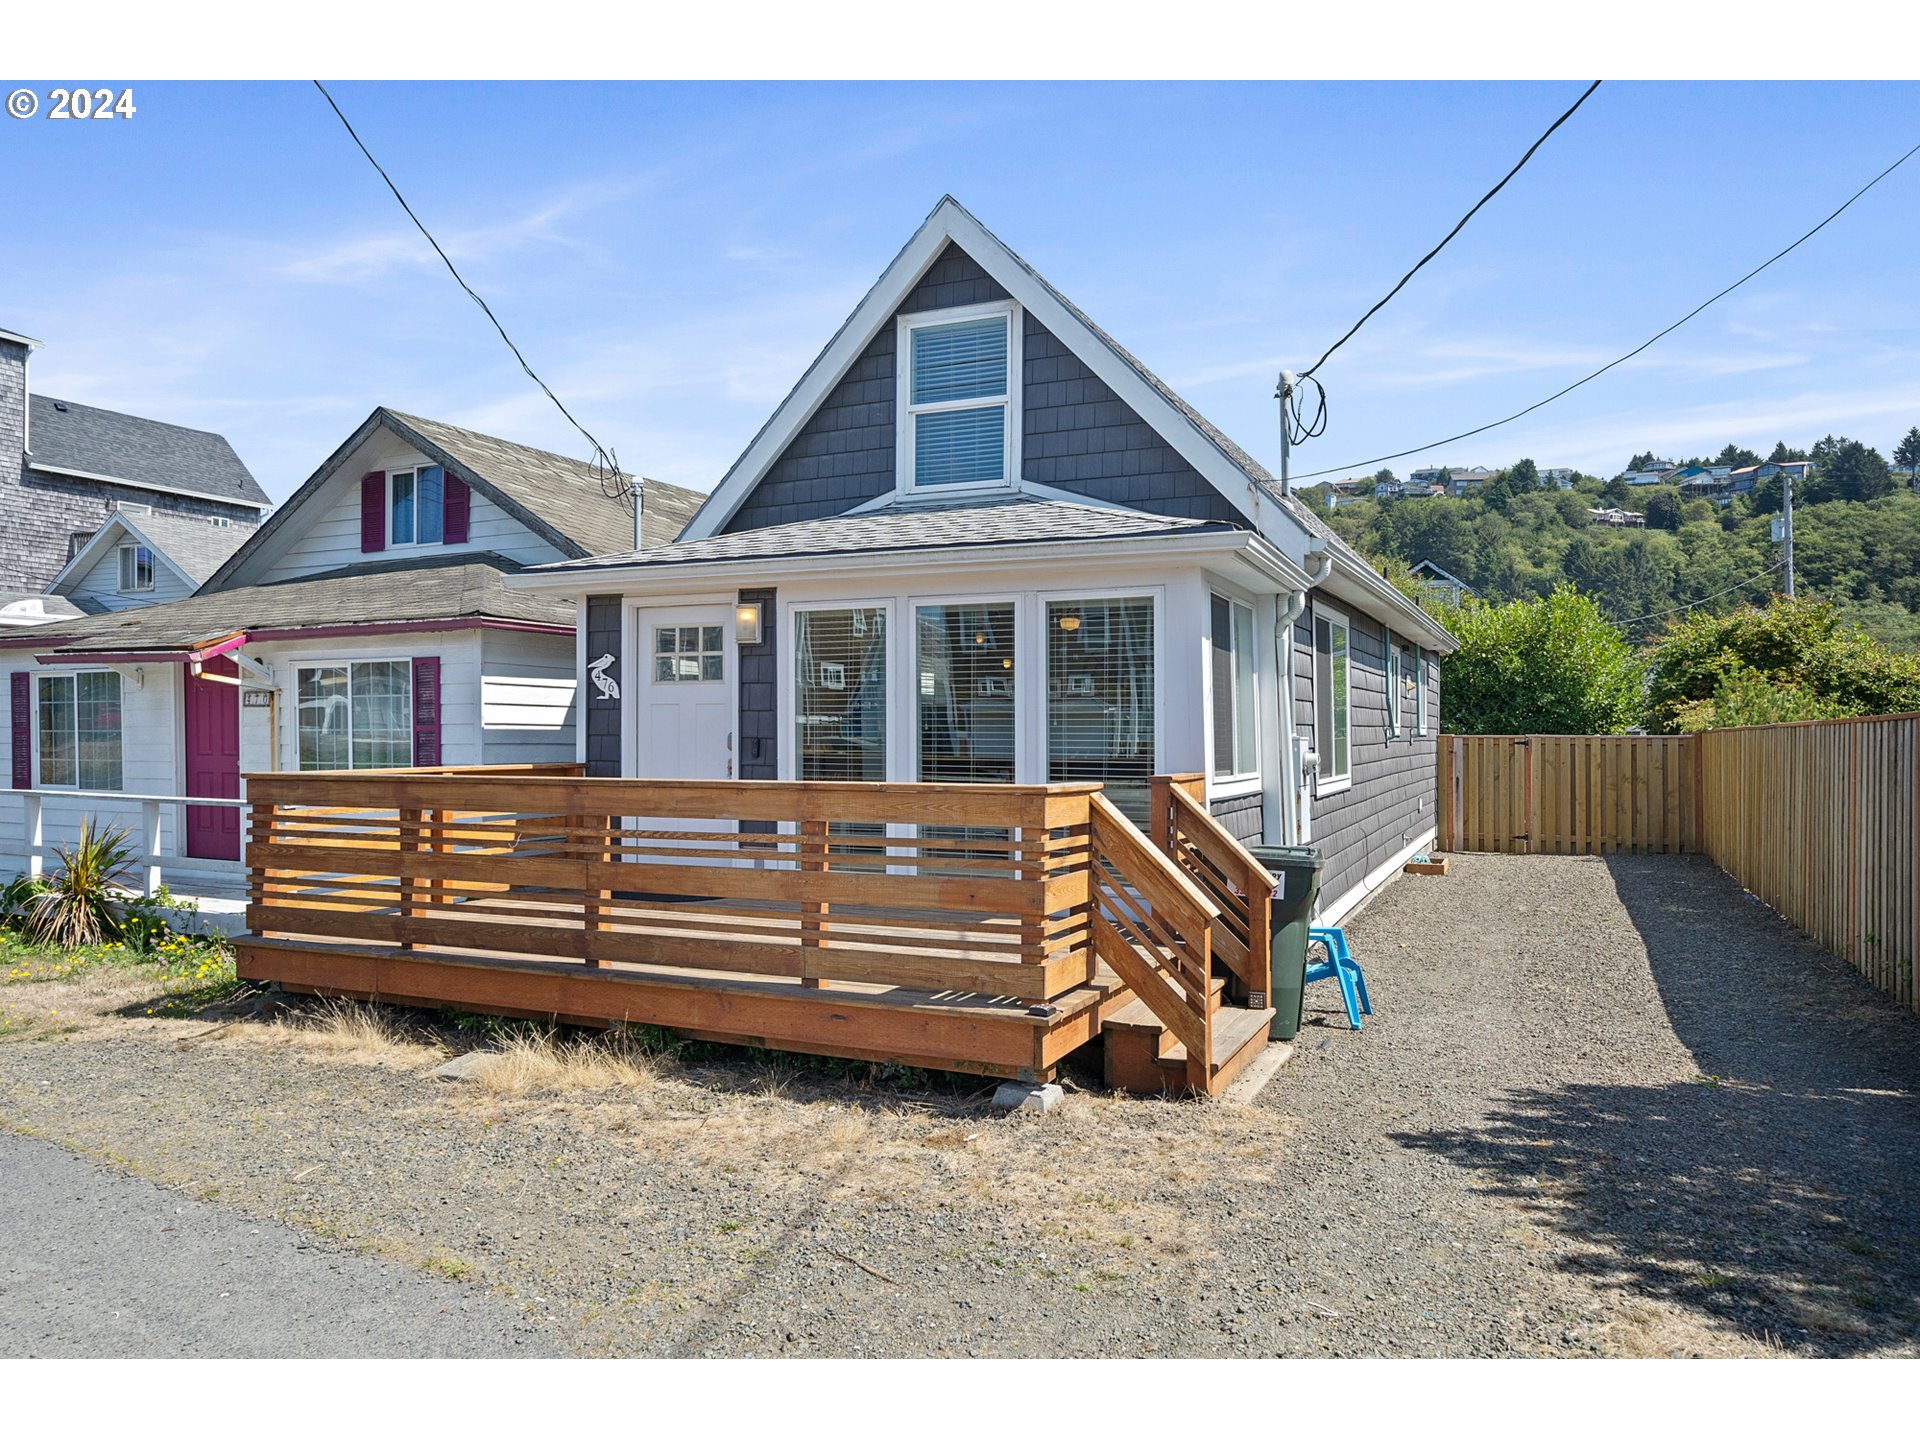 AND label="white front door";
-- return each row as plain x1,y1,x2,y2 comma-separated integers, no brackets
635,605,734,781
